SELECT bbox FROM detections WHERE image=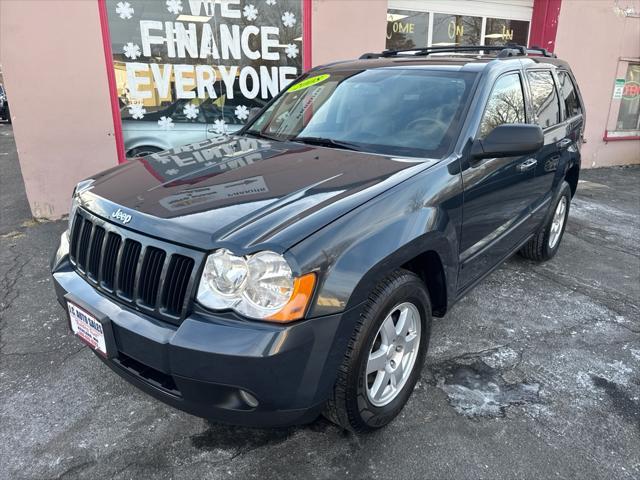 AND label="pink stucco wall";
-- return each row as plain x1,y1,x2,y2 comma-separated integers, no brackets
311,0,387,66
0,0,118,219
555,0,640,168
